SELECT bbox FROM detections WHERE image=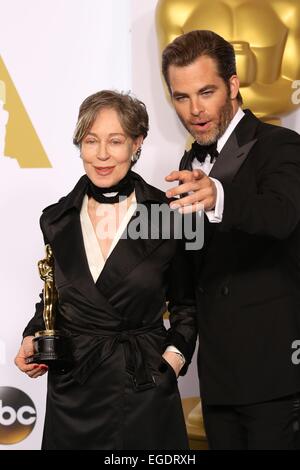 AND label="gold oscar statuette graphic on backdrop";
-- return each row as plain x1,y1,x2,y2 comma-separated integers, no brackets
156,0,300,449
156,0,300,124
26,245,72,372
0,54,51,167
